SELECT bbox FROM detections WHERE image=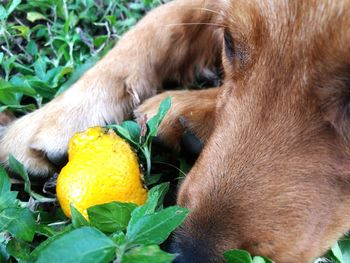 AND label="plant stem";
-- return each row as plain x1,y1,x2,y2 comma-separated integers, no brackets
141,147,152,178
